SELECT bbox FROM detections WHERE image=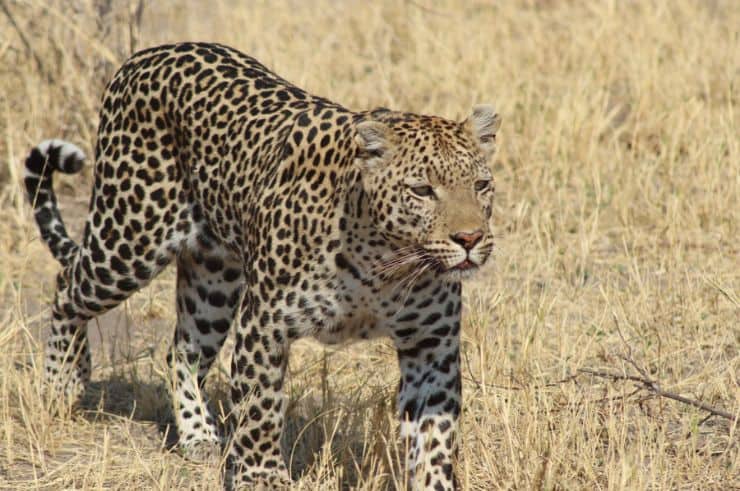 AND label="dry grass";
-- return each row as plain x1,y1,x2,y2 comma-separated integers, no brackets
1,0,738,489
